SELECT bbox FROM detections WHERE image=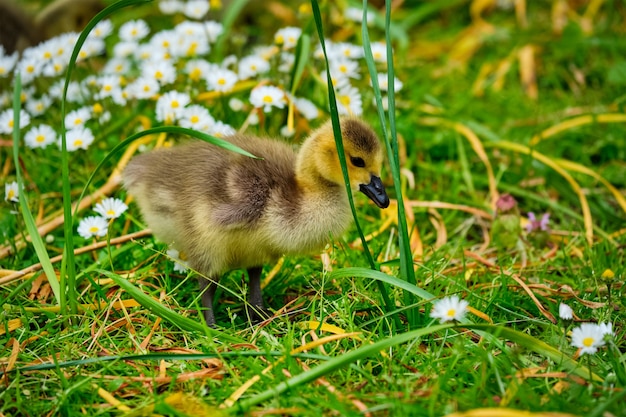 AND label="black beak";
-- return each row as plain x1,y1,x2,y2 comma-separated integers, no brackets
359,175,389,209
